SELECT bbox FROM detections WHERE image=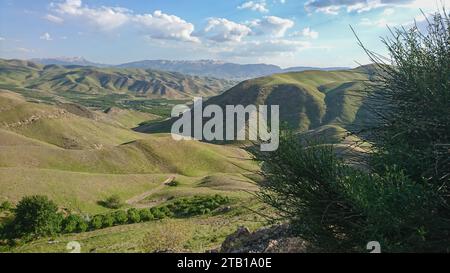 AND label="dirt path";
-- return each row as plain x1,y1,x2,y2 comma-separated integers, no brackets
125,176,175,206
